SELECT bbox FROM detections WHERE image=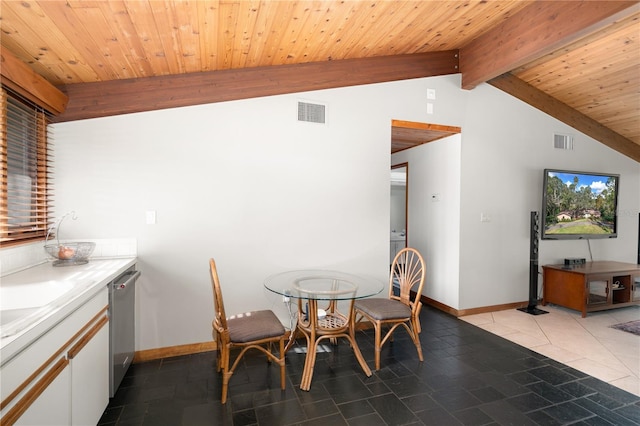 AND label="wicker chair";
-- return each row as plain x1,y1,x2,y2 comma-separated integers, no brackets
209,258,288,403
354,248,425,370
